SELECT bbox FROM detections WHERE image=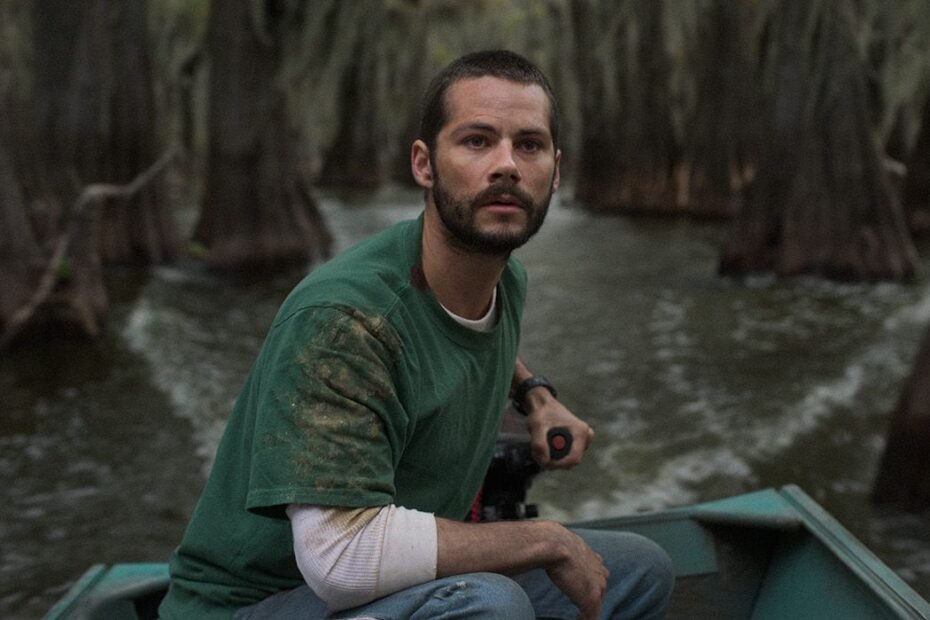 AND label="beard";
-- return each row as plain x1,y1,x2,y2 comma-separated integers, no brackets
431,164,553,256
